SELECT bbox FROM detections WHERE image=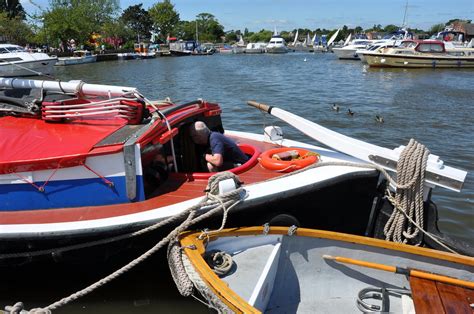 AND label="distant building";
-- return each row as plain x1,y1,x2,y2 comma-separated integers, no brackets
451,22,474,41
